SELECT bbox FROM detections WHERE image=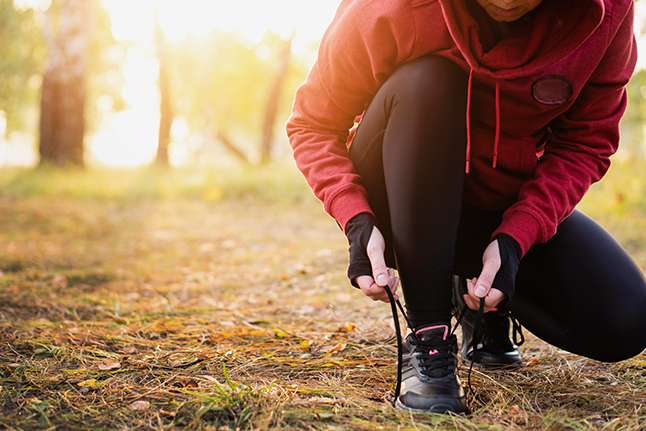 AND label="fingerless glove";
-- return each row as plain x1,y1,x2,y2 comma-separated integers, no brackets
492,233,522,299
345,213,375,288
